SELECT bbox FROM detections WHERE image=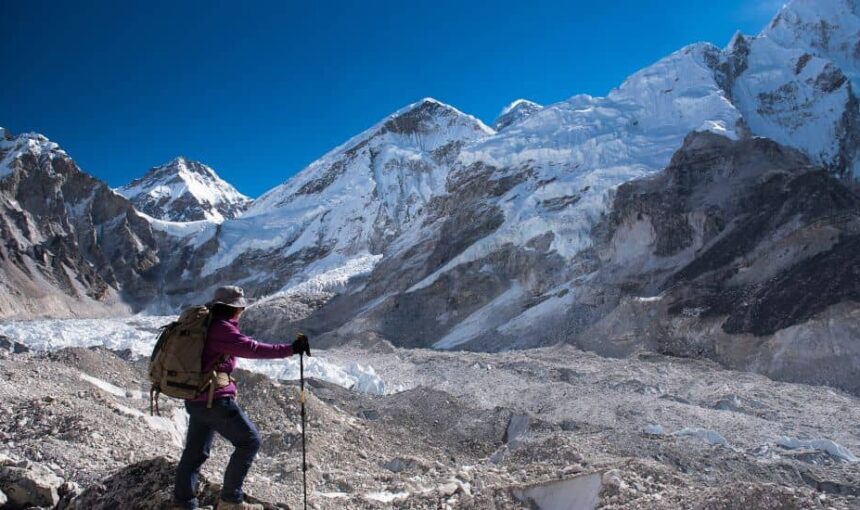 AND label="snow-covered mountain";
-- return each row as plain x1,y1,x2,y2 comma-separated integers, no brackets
236,0,860,393
720,0,860,176
0,128,159,318
117,156,250,223
492,99,543,131
2,0,859,394
765,0,860,91
155,98,495,303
